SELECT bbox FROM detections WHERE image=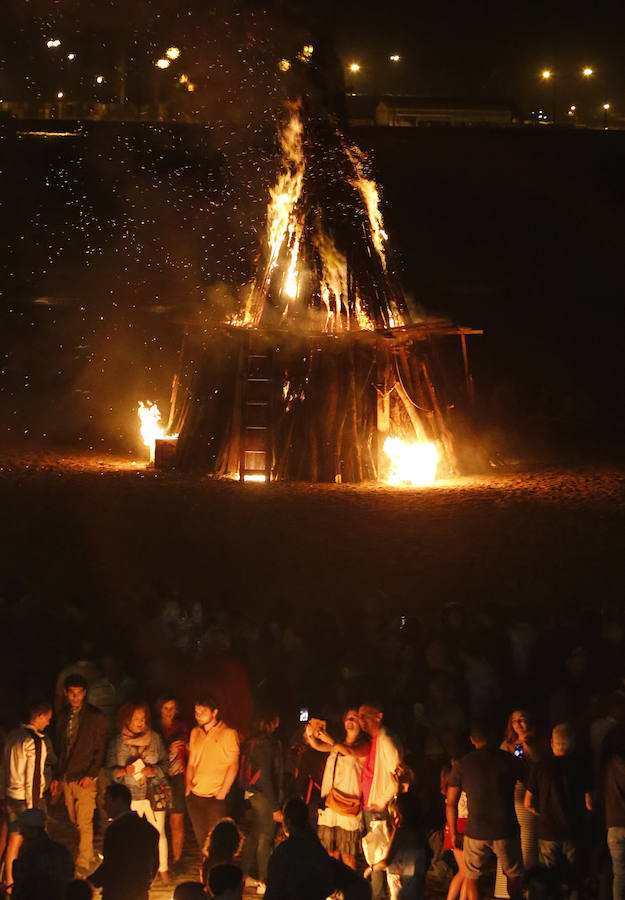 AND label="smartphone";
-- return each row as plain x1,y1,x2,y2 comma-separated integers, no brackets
299,708,309,723
514,743,524,758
